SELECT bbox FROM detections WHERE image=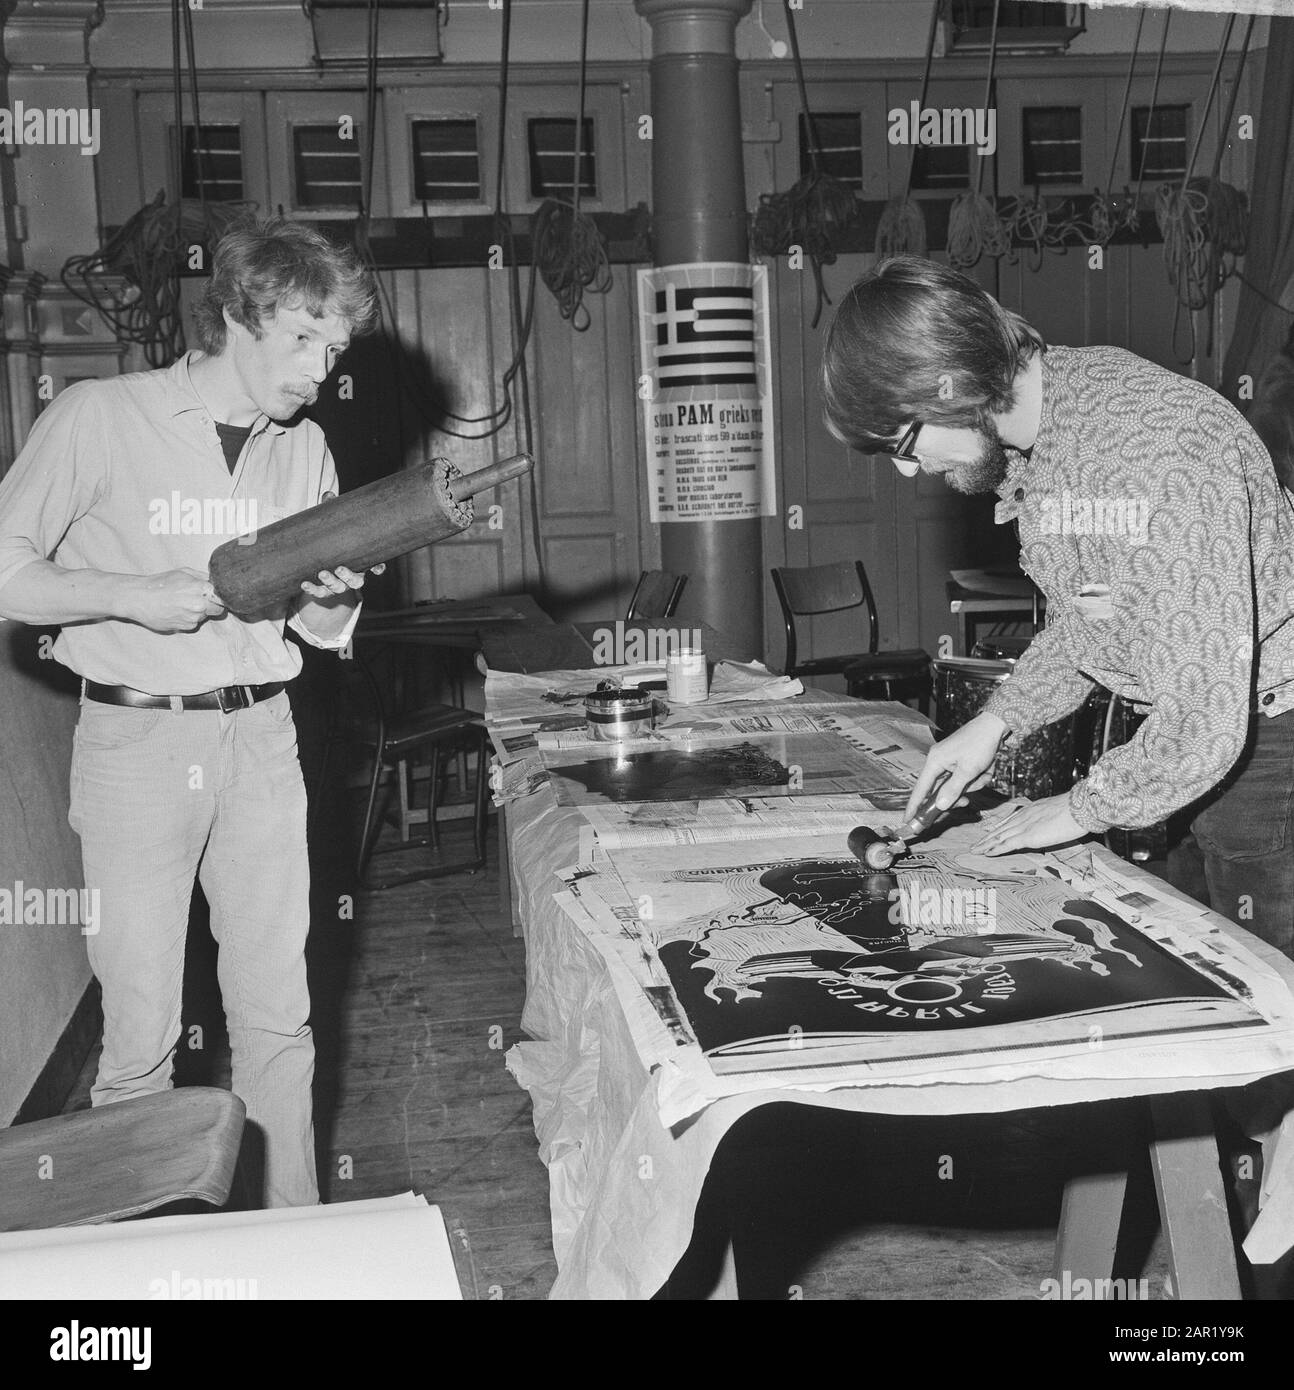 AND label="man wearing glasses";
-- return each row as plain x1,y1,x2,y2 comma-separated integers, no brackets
820,255,1294,956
